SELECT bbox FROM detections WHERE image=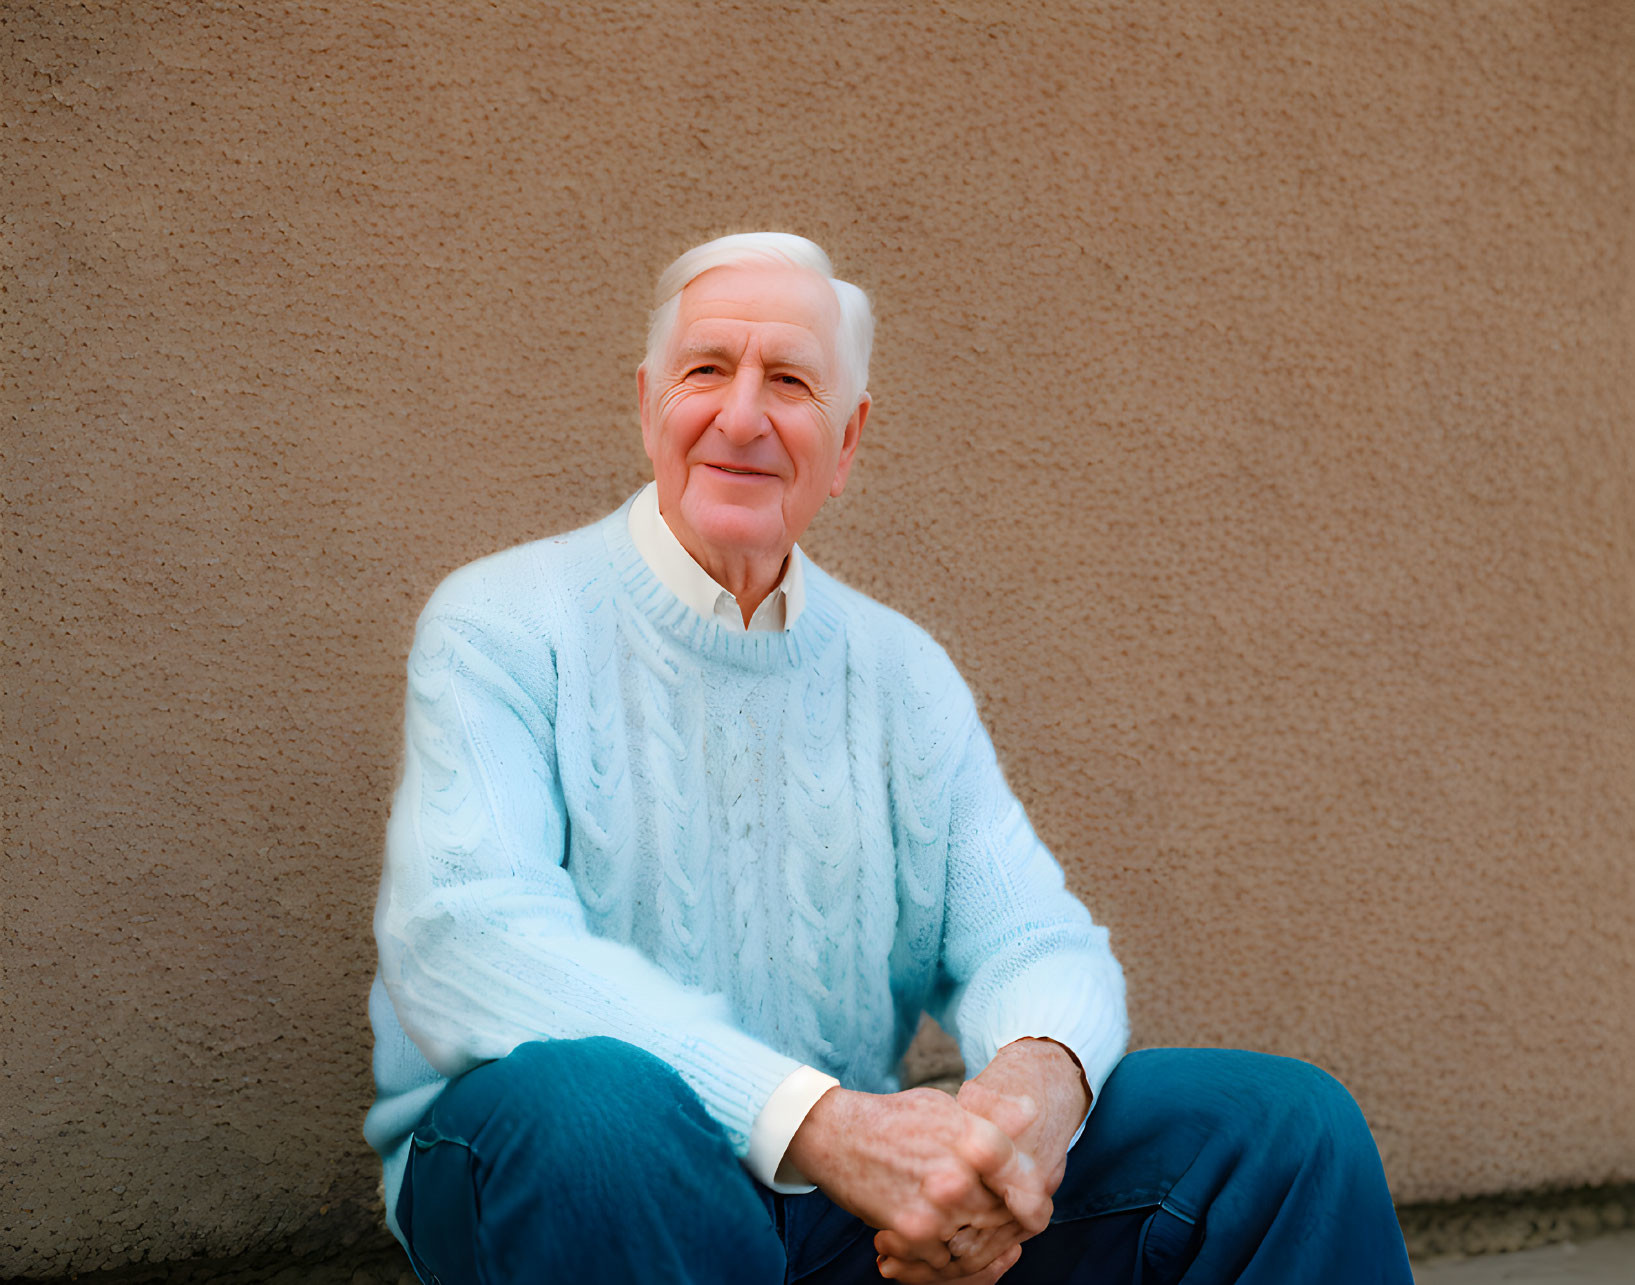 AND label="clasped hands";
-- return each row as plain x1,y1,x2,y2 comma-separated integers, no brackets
784,1039,1087,1284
